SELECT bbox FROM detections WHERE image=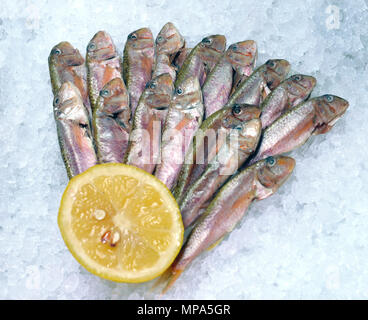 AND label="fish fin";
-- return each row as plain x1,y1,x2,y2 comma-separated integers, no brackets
175,116,191,131
313,123,333,135
206,236,225,252
151,266,184,296
102,65,115,86
150,267,171,293
261,85,271,101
